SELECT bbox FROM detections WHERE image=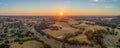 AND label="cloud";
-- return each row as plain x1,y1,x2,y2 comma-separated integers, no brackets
92,0,118,3
104,5,118,9
93,0,100,2
104,6,113,8
102,0,118,2
92,0,104,3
